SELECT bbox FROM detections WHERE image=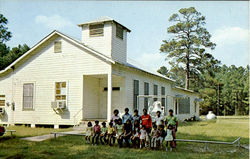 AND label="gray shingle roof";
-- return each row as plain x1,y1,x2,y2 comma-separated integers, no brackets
78,16,131,32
